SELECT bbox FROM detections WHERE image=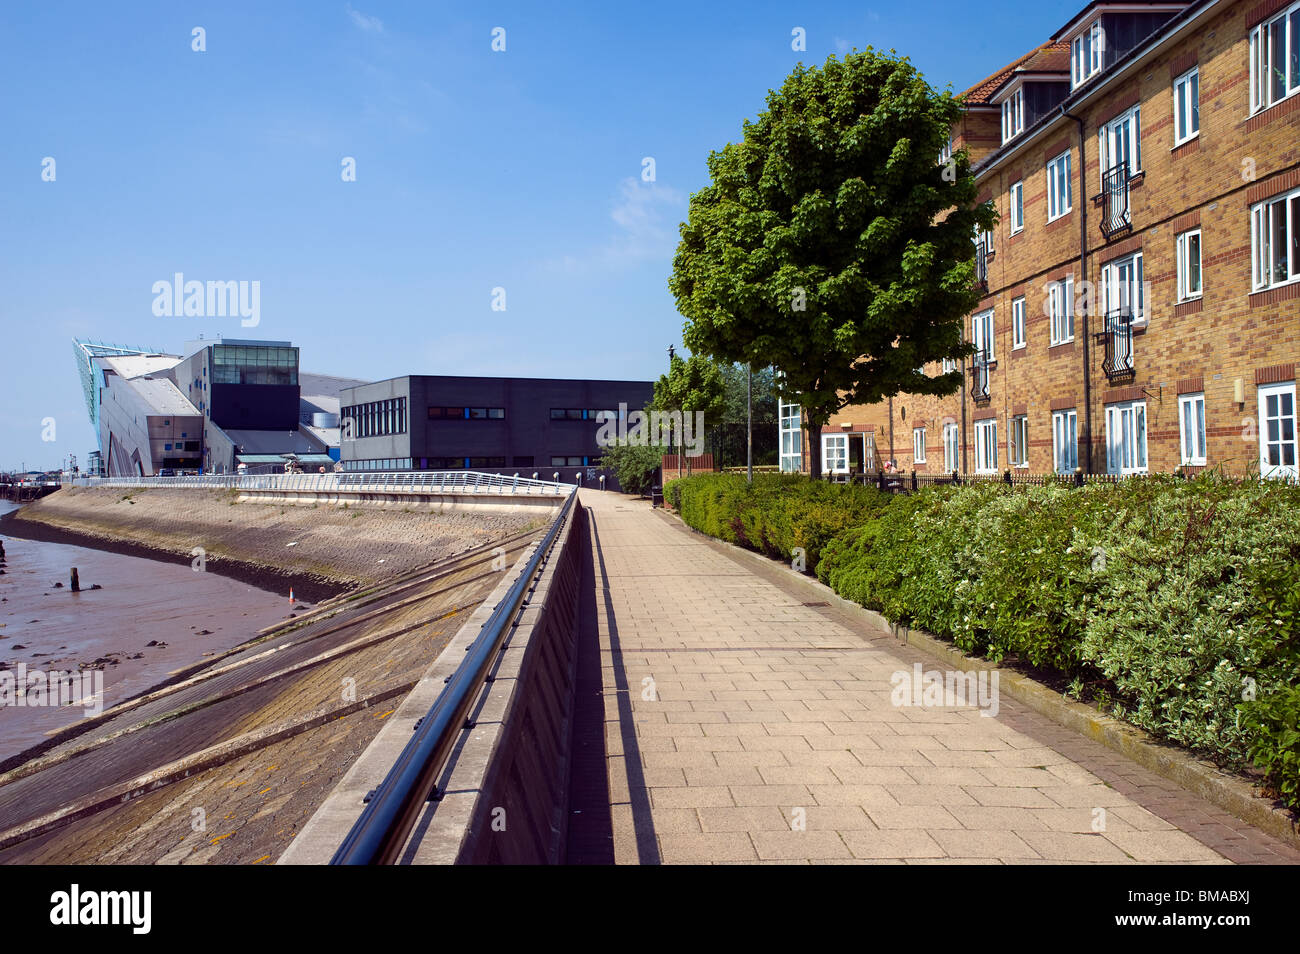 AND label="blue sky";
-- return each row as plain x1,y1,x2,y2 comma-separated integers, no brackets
0,0,1081,471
